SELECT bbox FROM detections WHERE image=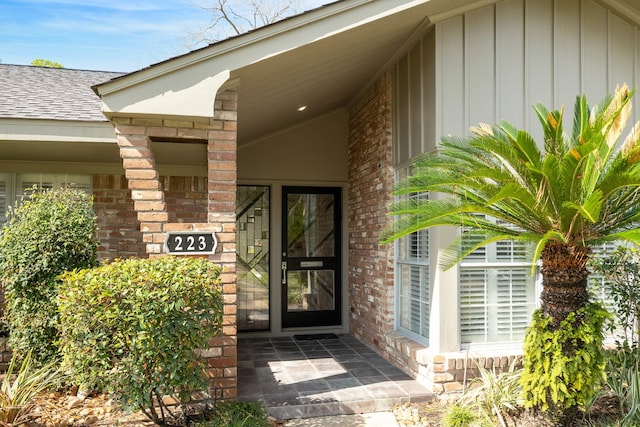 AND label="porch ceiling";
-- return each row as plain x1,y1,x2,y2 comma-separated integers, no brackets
231,2,431,145
233,0,640,145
